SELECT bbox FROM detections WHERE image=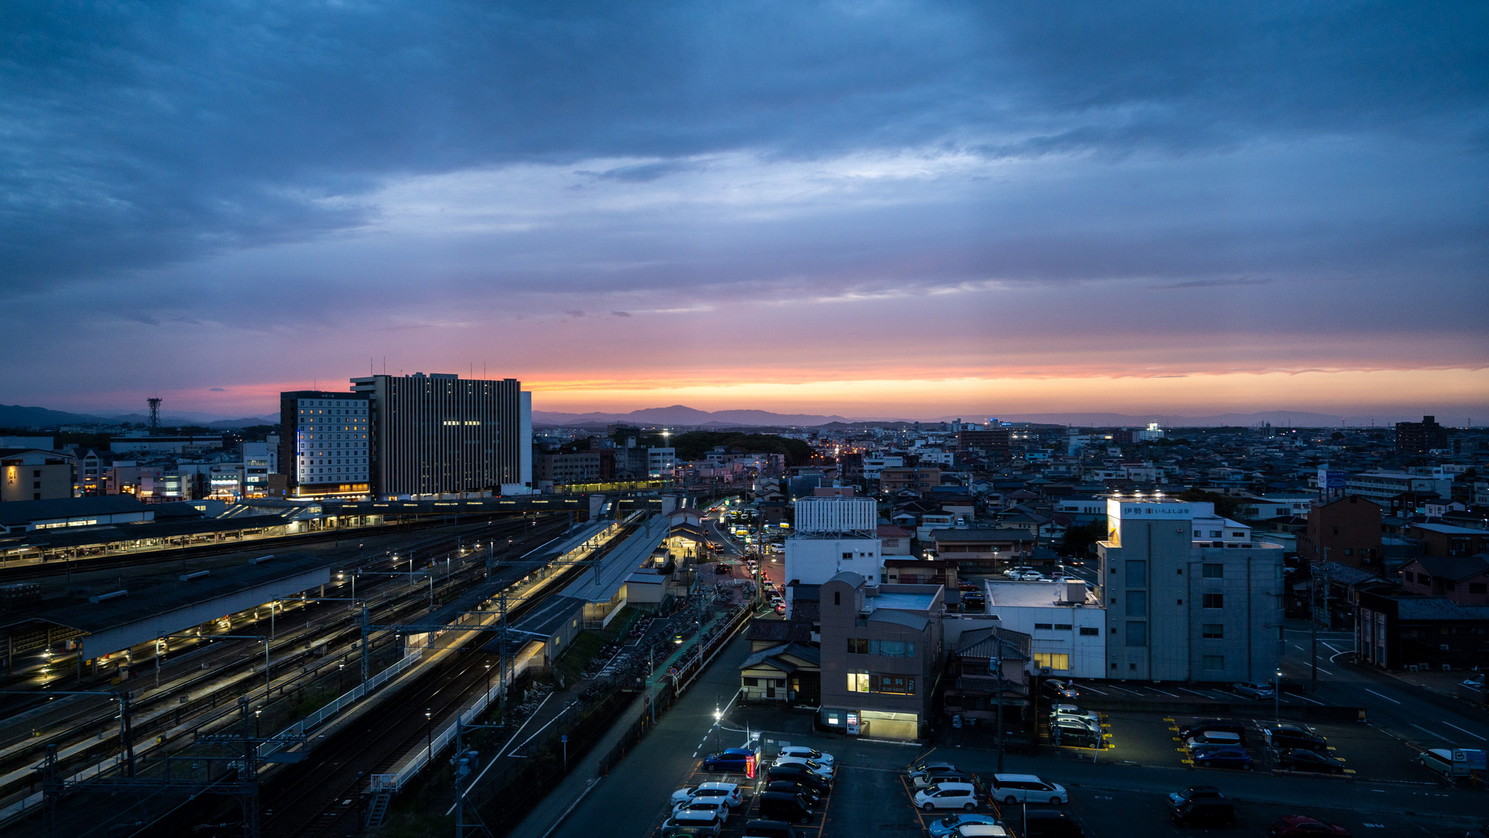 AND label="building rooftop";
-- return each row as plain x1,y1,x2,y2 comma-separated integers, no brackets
983,579,1095,609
